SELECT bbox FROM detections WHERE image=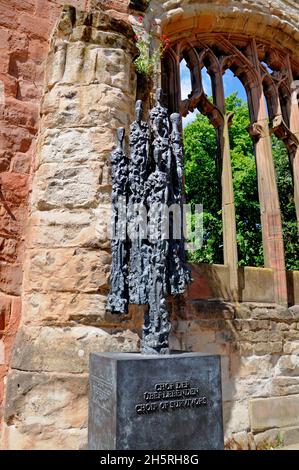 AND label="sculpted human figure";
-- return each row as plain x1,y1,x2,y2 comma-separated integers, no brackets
141,89,173,354
128,100,150,305
169,113,192,294
107,127,129,314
